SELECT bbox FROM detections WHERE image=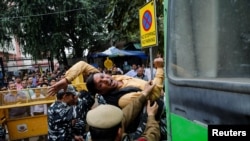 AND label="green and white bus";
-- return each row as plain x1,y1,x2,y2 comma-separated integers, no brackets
164,0,250,140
